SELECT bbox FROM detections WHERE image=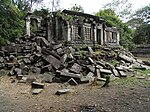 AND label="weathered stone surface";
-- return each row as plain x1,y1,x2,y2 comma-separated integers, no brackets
87,72,94,78
41,64,52,73
32,82,44,89
32,89,43,94
60,69,82,79
42,48,60,59
55,89,73,95
60,54,67,63
88,57,94,64
112,69,120,77
23,58,31,64
100,69,112,74
14,68,22,75
22,66,29,75
87,46,93,53
96,61,106,68
68,47,75,54
40,73,55,83
119,53,136,63
0,69,6,77
86,65,95,73
43,55,62,69
70,63,82,74
53,44,62,50
96,69,101,79
35,36,49,47
67,78,78,85
0,57,4,63
57,48,64,55
31,67,41,74
118,71,127,77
